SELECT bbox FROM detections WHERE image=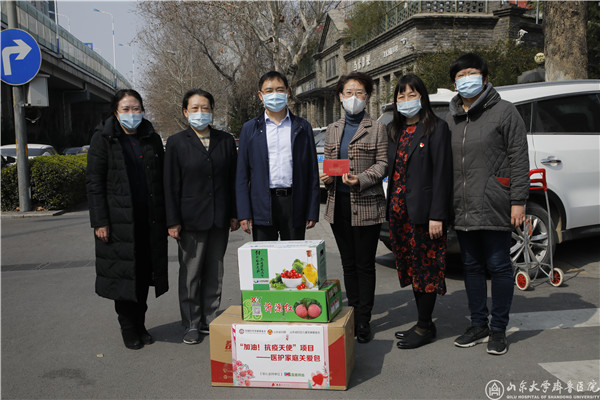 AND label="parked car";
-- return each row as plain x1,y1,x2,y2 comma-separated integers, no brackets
62,145,89,155
0,144,58,159
378,80,600,268
1,155,16,168
312,128,327,195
